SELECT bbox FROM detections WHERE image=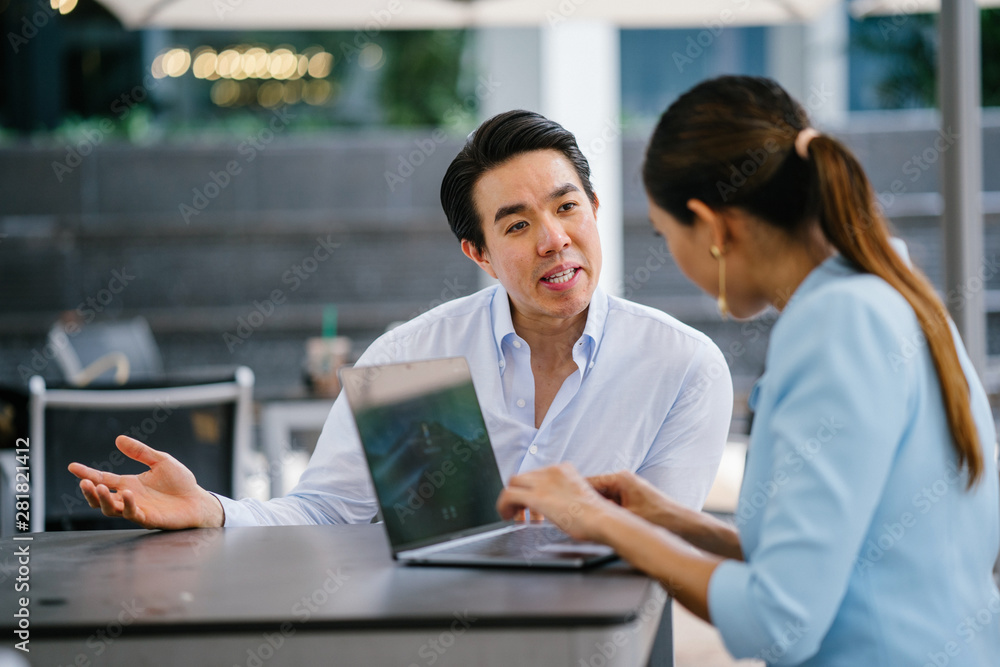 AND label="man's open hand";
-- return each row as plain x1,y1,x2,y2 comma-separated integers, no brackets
68,435,224,530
